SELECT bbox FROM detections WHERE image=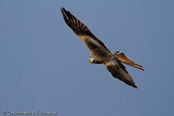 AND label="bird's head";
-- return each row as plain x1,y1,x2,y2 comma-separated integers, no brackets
89,58,96,63
89,56,102,64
